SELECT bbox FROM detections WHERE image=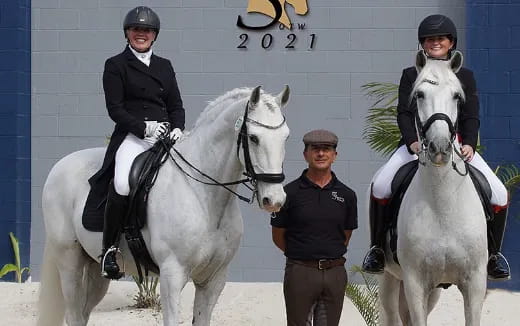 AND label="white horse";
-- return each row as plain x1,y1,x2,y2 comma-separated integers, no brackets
37,85,291,326
379,51,487,326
